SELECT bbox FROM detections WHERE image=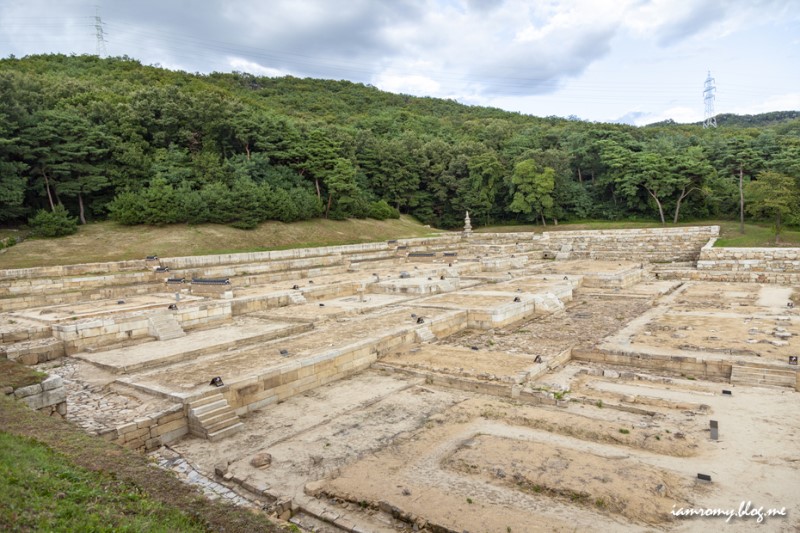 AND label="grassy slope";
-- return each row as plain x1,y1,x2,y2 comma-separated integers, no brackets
0,215,442,269
476,220,800,247
3,218,799,270
0,393,283,532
